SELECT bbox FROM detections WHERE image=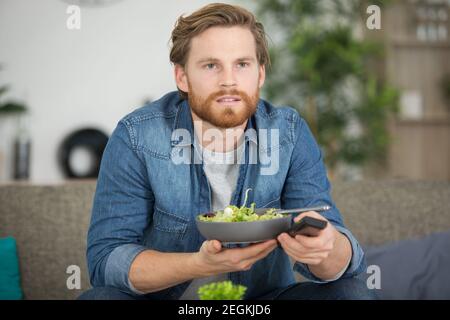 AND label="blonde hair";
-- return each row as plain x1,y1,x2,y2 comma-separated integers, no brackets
169,3,270,99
